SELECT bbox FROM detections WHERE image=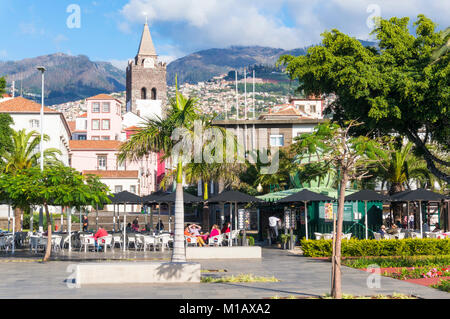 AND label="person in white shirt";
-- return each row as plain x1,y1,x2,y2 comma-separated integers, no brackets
268,216,281,238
